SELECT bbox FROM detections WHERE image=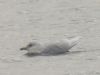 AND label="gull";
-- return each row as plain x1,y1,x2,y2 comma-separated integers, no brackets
20,36,82,56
